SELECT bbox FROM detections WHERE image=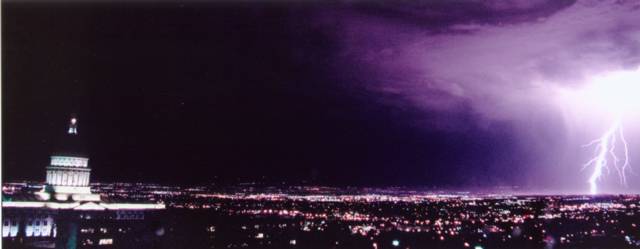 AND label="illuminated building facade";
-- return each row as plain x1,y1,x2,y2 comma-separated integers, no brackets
39,117,101,202
2,116,165,248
